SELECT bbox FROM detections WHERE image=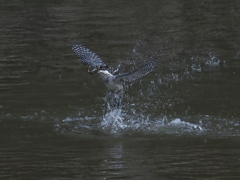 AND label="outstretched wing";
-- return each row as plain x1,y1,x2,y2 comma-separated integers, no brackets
115,60,156,82
71,43,108,69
